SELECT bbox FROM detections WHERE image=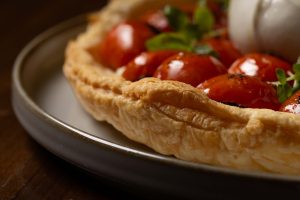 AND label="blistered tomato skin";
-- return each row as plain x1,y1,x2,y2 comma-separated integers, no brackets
204,39,242,68
228,53,292,82
279,90,300,115
198,74,280,110
154,52,227,87
99,21,154,70
122,50,178,81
